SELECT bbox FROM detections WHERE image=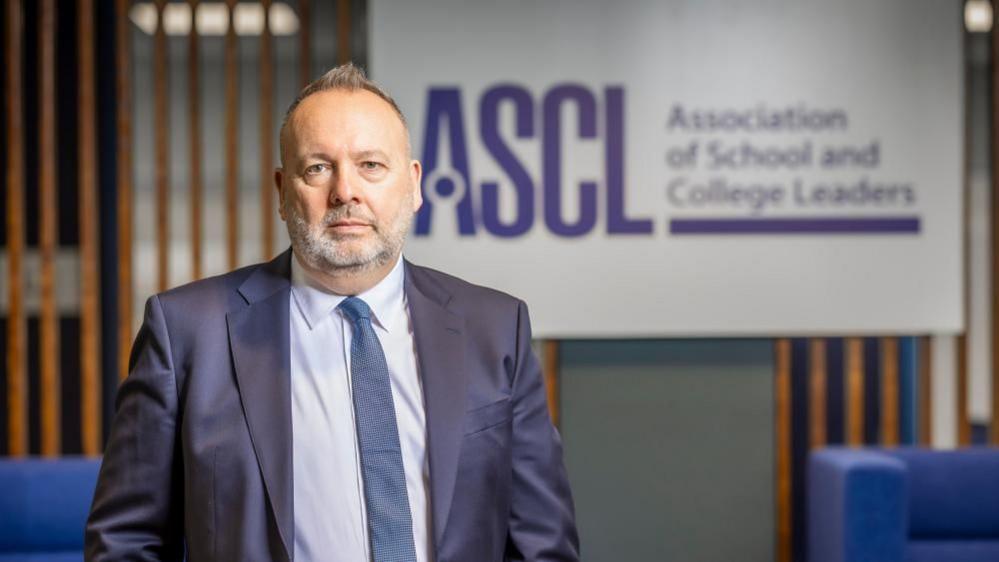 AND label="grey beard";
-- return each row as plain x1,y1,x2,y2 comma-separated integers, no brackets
286,204,412,275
